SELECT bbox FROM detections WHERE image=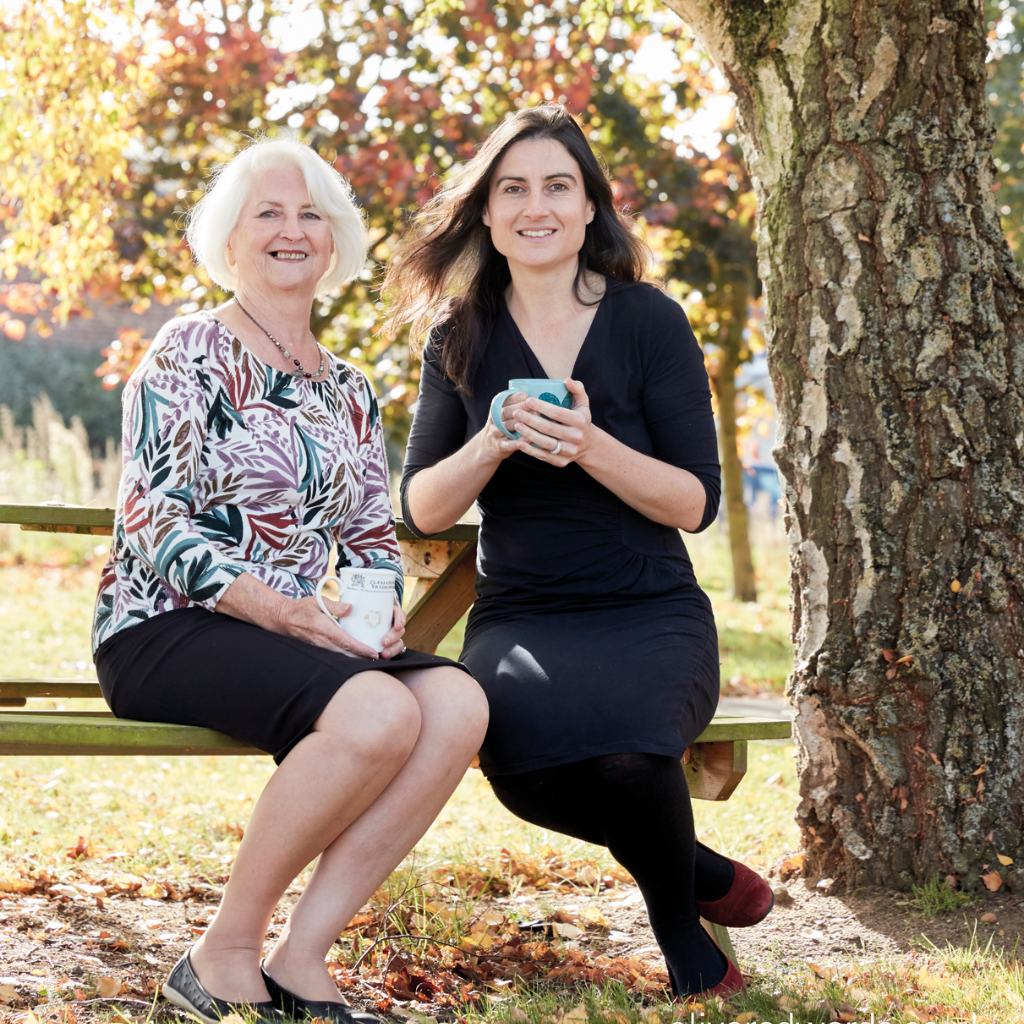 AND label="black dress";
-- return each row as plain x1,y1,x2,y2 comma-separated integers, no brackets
401,281,721,776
